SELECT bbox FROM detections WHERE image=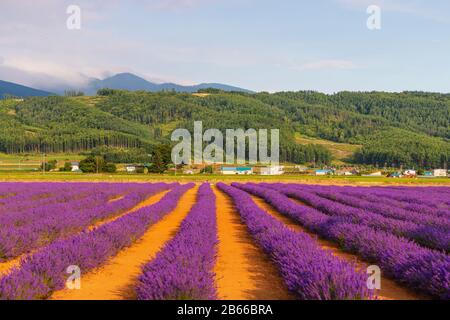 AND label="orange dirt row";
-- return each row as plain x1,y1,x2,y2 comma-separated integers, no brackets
52,186,198,300
0,189,171,277
212,186,294,300
1,184,427,300
251,195,427,300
